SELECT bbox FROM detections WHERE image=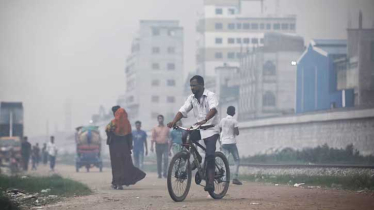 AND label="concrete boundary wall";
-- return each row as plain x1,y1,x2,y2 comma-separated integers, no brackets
237,108,374,157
